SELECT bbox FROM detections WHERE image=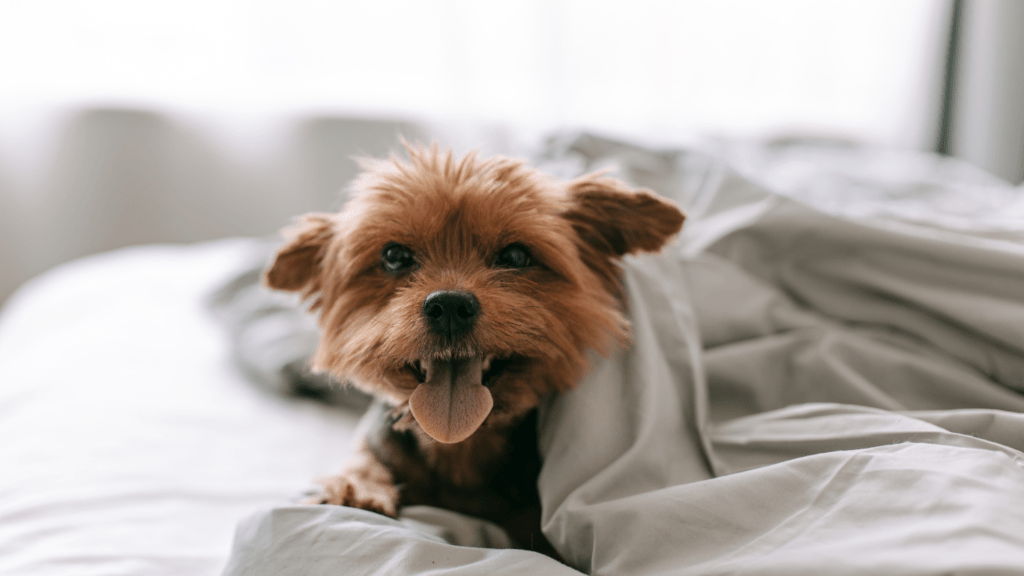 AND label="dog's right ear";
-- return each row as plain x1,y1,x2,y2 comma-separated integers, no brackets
264,213,336,293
